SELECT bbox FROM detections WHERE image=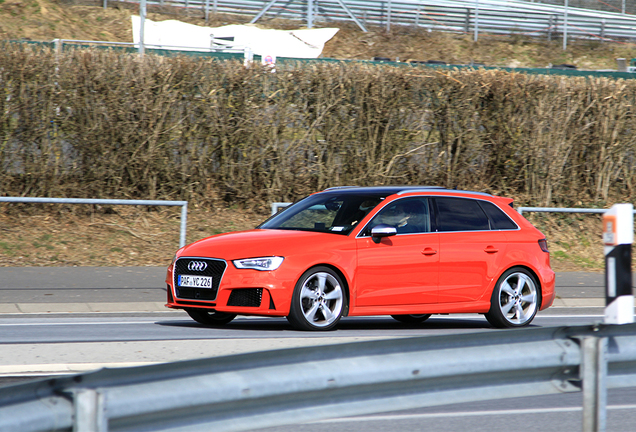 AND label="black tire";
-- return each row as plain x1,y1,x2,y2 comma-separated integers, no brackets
186,309,237,326
391,314,432,324
485,267,540,328
287,266,347,331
